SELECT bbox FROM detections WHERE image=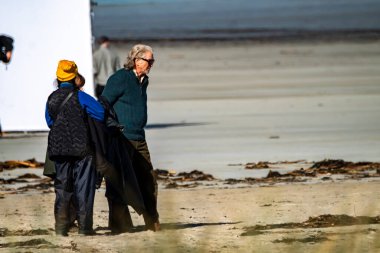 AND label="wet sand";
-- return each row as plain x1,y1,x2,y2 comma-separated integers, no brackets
1,39,380,252
121,39,380,178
